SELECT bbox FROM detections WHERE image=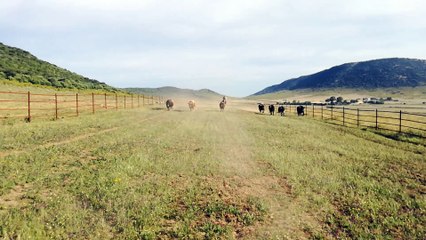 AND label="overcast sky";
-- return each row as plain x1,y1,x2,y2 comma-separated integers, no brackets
1,0,425,96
